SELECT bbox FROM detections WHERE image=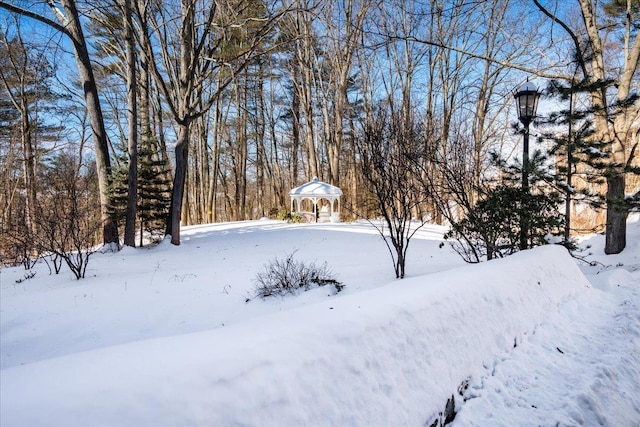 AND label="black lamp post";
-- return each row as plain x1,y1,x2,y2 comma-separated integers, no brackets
513,80,541,250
